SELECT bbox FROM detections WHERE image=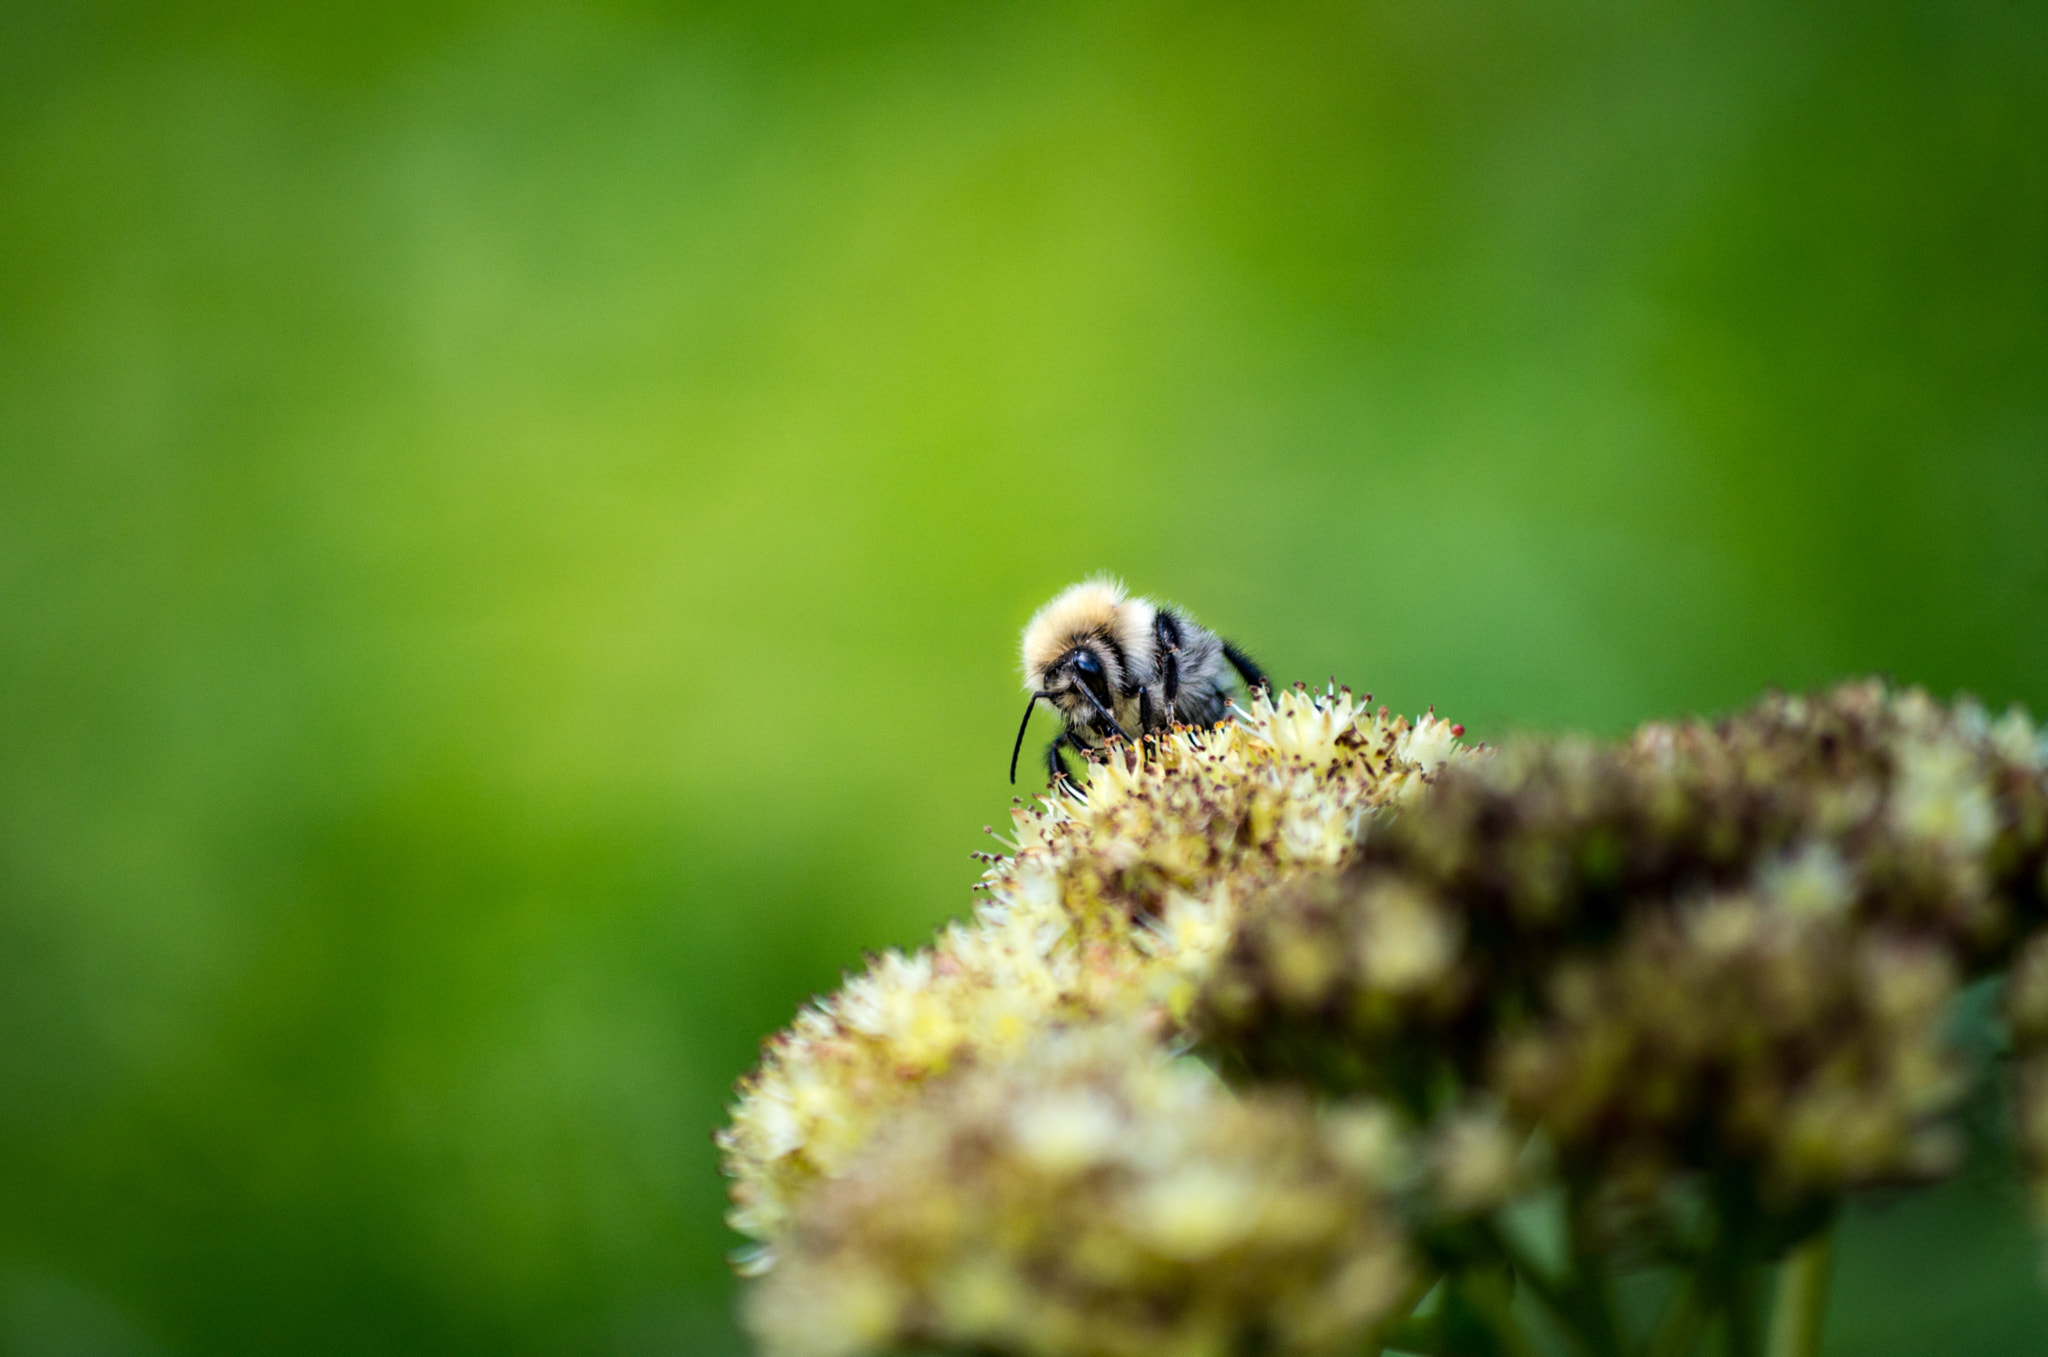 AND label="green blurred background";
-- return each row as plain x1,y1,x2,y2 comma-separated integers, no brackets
2,1,2045,1353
